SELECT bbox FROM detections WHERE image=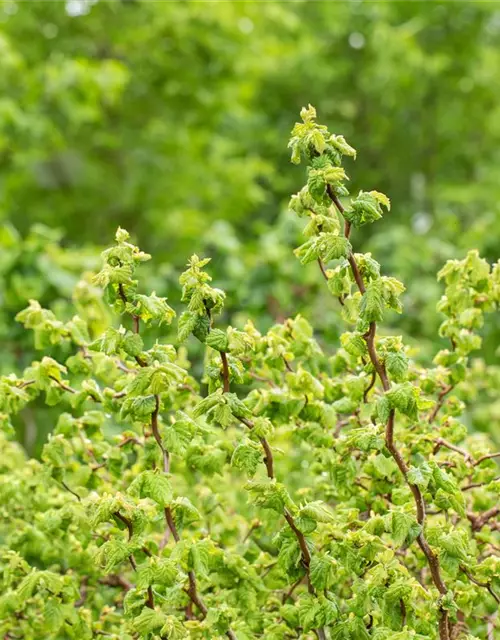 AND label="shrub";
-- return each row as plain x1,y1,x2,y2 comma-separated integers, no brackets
0,107,499,640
